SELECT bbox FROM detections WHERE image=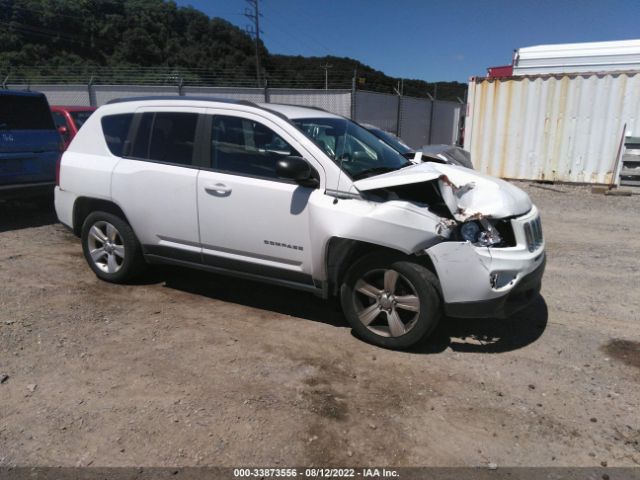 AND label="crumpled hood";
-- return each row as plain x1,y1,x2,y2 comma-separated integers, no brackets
353,162,532,222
